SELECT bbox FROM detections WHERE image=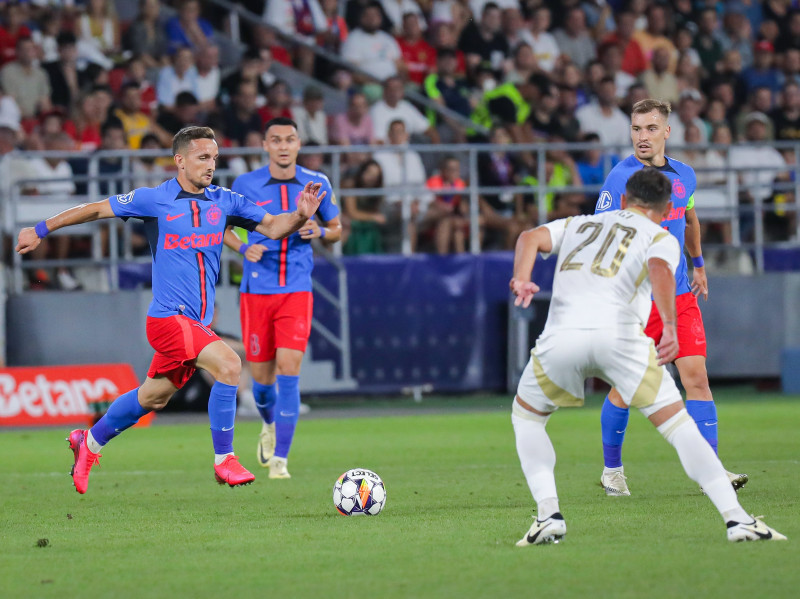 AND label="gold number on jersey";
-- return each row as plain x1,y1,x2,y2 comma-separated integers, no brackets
559,222,603,271
559,222,638,276
591,224,638,277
